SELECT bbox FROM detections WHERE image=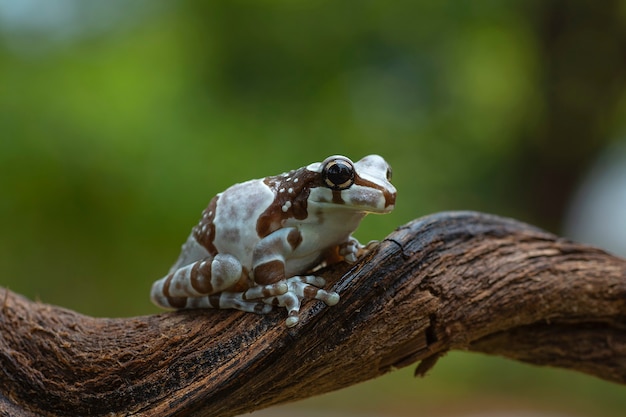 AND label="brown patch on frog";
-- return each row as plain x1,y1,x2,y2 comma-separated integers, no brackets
354,174,396,208
162,276,188,308
253,259,285,285
190,261,213,294
269,297,281,306
193,196,218,255
162,275,174,297
332,190,345,204
208,294,221,308
166,296,187,309
257,167,323,237
287,228,303,250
